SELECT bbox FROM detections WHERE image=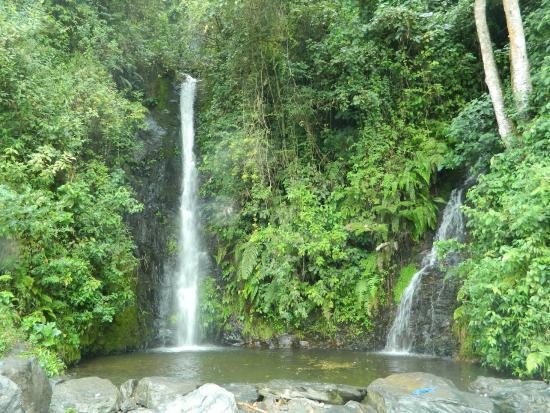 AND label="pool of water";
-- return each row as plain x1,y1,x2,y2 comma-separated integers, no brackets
69,347,501,390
